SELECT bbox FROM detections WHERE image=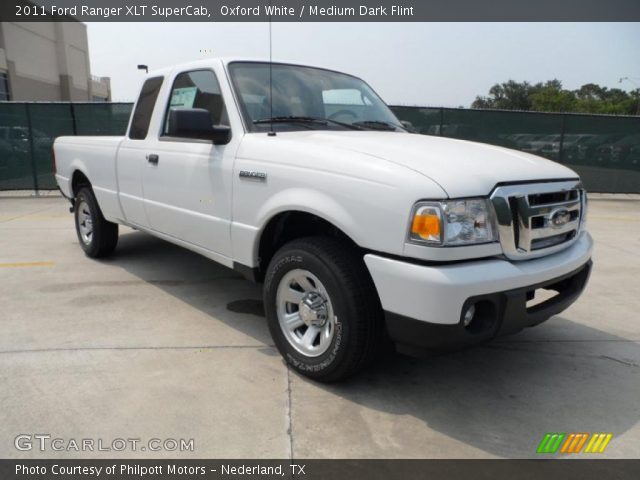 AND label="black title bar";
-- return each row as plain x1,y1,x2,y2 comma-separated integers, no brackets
1,0,640,22
1,459,640,480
